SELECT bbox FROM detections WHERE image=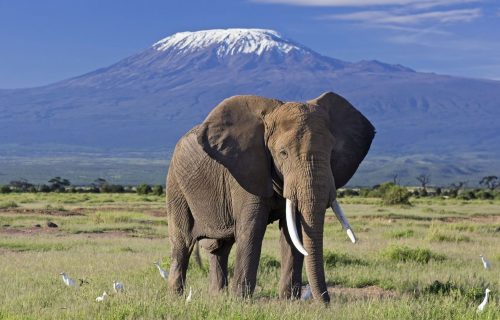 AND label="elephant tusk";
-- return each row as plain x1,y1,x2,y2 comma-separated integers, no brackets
331,200,357,244
286,199,308,256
